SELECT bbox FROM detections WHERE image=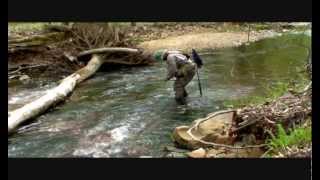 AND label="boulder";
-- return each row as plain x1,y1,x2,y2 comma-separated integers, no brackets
173,110,236,149
206,148,232,158
164,146,190,153
205,146,264,158
165,152,188,158
19,75,30,81
172,126,206,150
187,148,206,158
